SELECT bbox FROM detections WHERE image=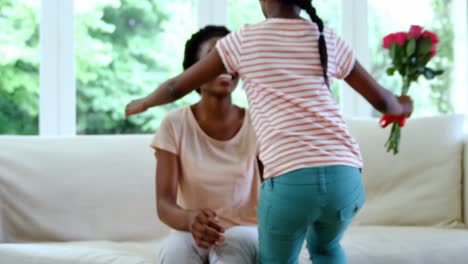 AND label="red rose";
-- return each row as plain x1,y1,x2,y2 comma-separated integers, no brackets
430,45,437,58
409,25,423,38
394,32,408,46
383,32,408,48
422,30,440,44
383,33,395,49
